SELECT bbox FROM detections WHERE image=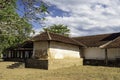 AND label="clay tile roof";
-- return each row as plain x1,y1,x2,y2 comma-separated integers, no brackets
32,32,50,41
73,32,120,47
32,32,85,47
101,37,120,48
